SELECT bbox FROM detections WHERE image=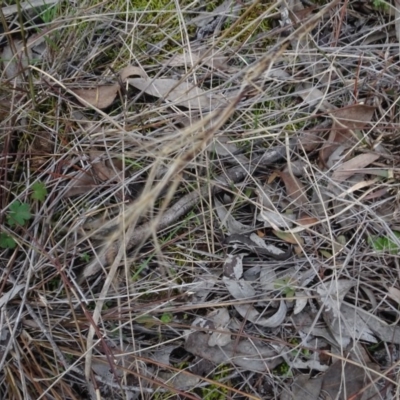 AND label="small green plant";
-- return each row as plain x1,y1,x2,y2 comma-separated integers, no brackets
160,312,173,323
201,364,230,400
368,231,400,254
80,253,91,263
0,233,17,249
274,277,296,298
273,361,293,377
1,200,32,249
1,182,48,249
31,181,48,202
7,201,32,227
372,0,389,10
